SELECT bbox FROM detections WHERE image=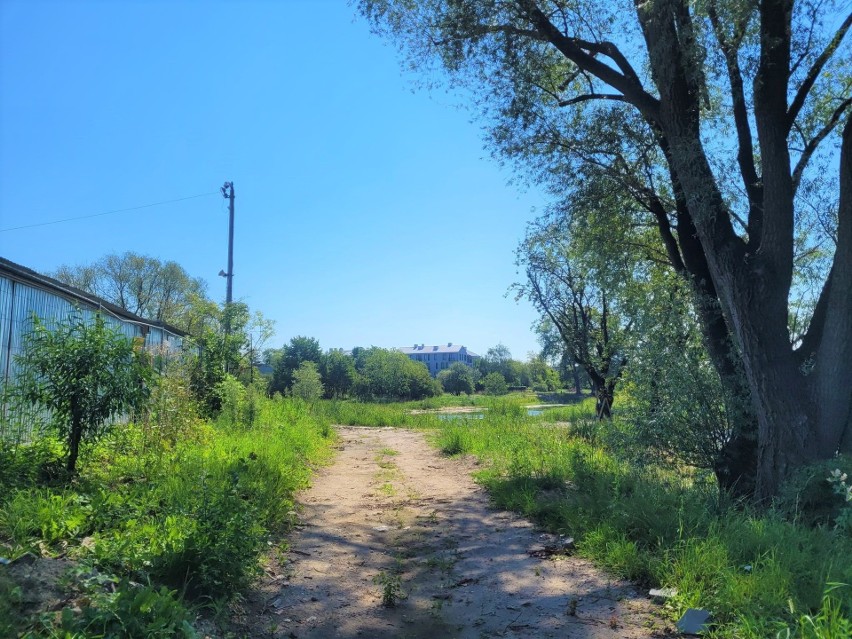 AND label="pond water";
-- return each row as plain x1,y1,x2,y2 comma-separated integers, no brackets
436,407,550,420
436,412,485,420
